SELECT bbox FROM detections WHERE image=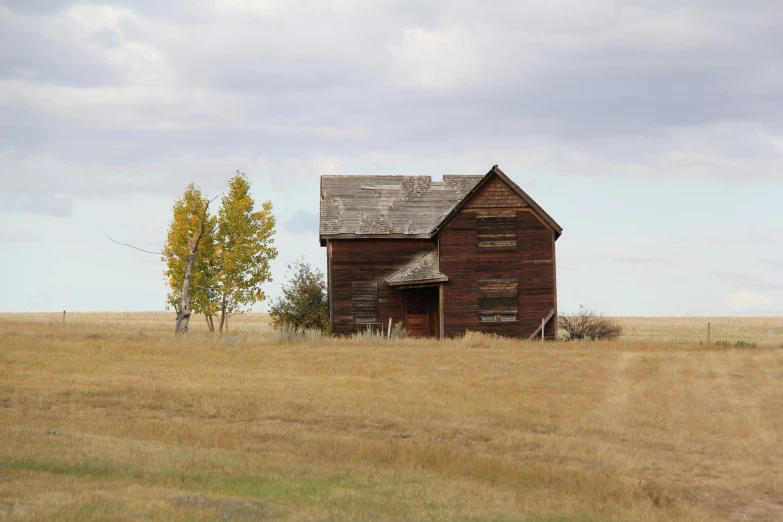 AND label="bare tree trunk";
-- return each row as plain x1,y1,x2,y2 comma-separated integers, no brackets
219,295,228,333
207,315,215,332
175,243,196,334
174,197,216,335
